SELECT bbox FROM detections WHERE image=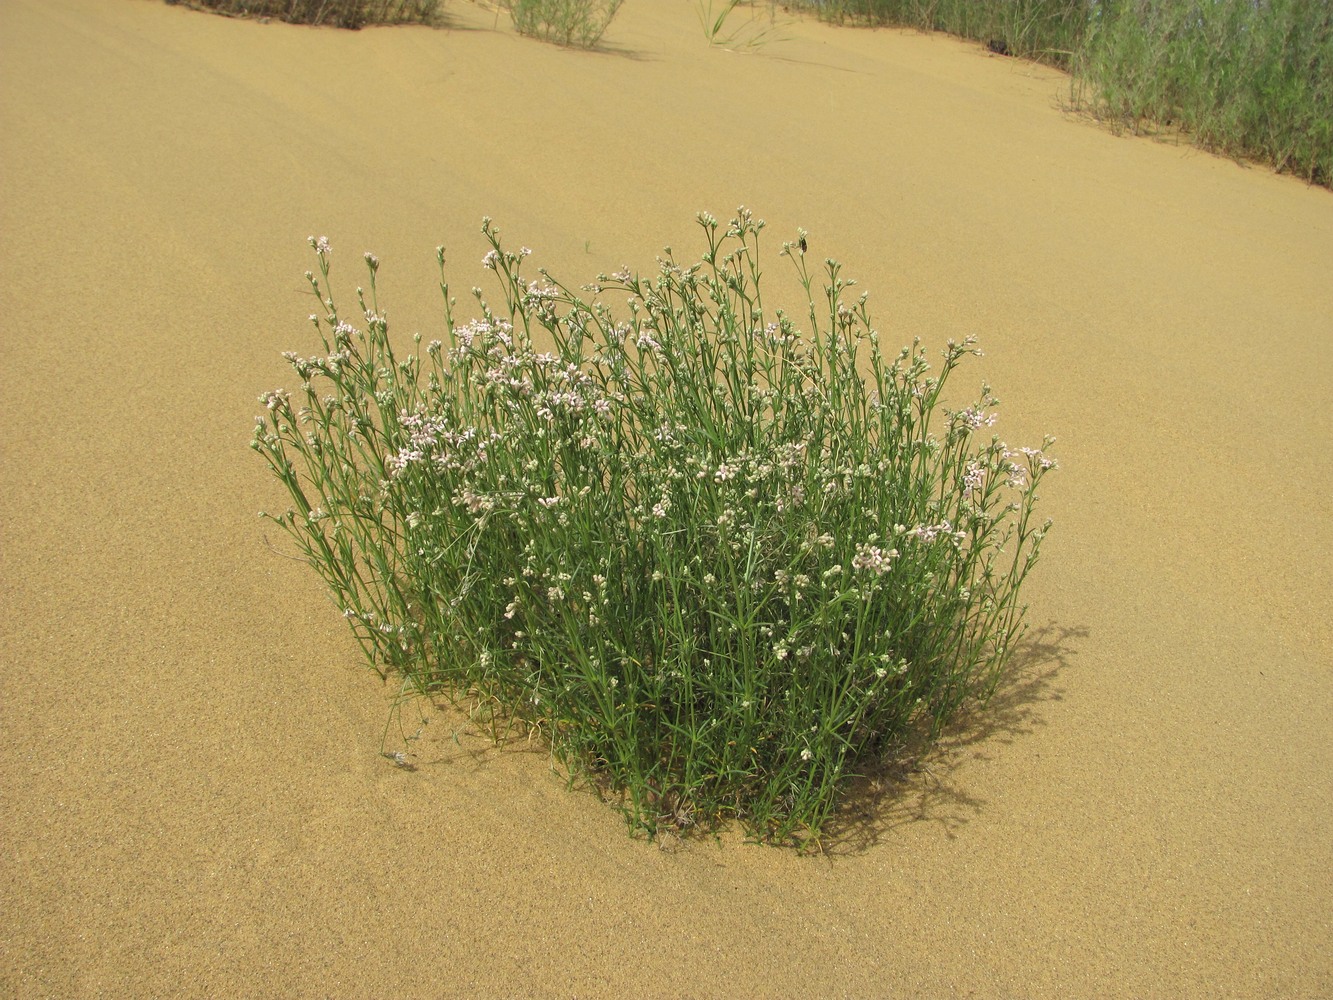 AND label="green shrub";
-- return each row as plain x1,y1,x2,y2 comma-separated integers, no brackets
506,0,623,47
252,211,1056,845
